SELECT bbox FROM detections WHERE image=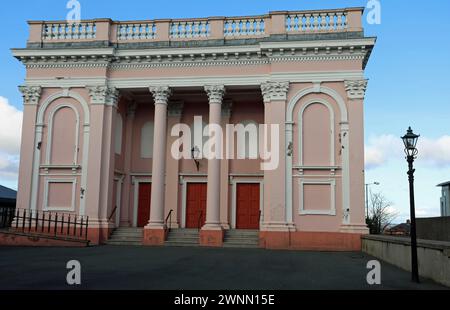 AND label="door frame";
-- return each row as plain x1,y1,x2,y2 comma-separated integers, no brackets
181,176,207,229
231,178,264,230
132,176,152,228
